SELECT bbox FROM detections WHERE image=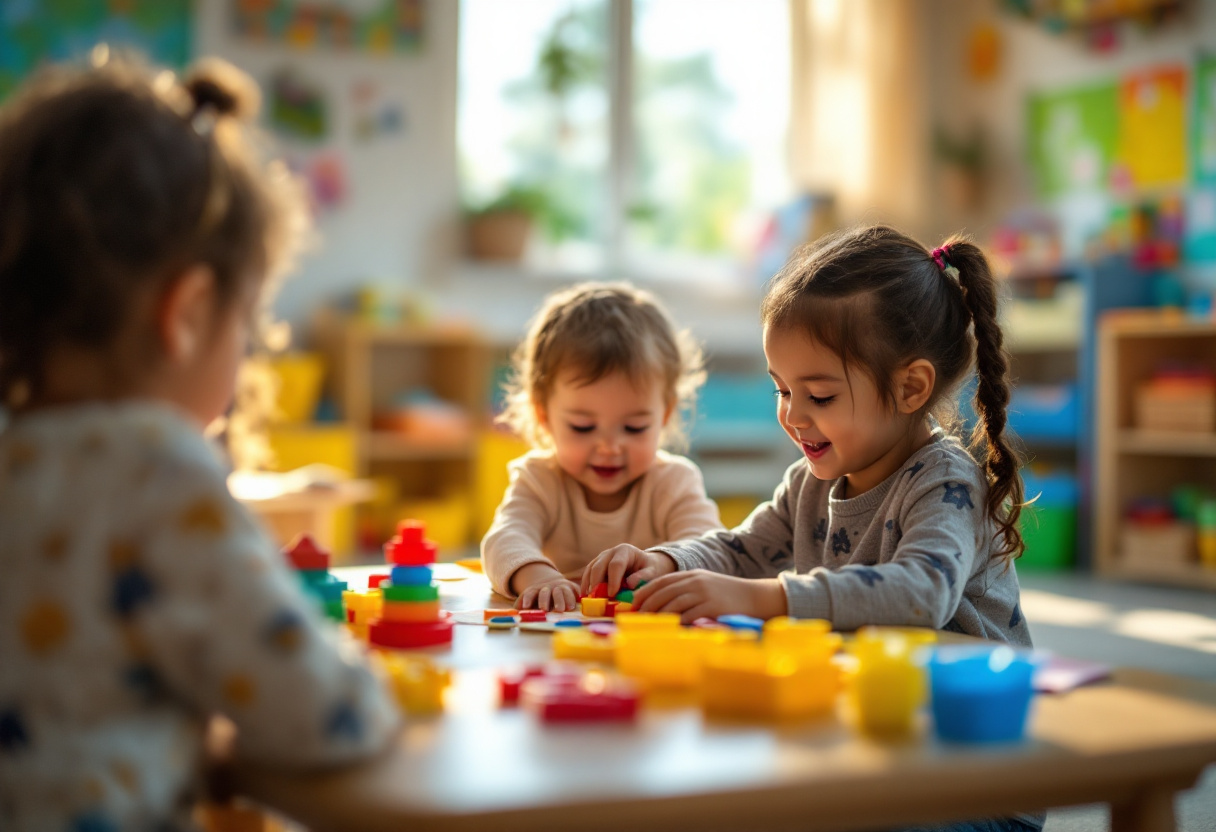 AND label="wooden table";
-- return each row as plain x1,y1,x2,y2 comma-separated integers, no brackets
228,566,1216,832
